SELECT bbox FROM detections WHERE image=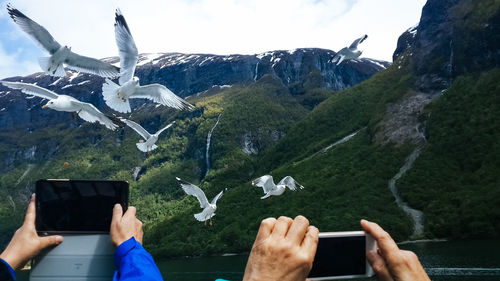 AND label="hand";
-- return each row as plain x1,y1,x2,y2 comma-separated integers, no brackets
0,194,63,270
110,204,143,247
243,215,319,281
361,219,430,281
